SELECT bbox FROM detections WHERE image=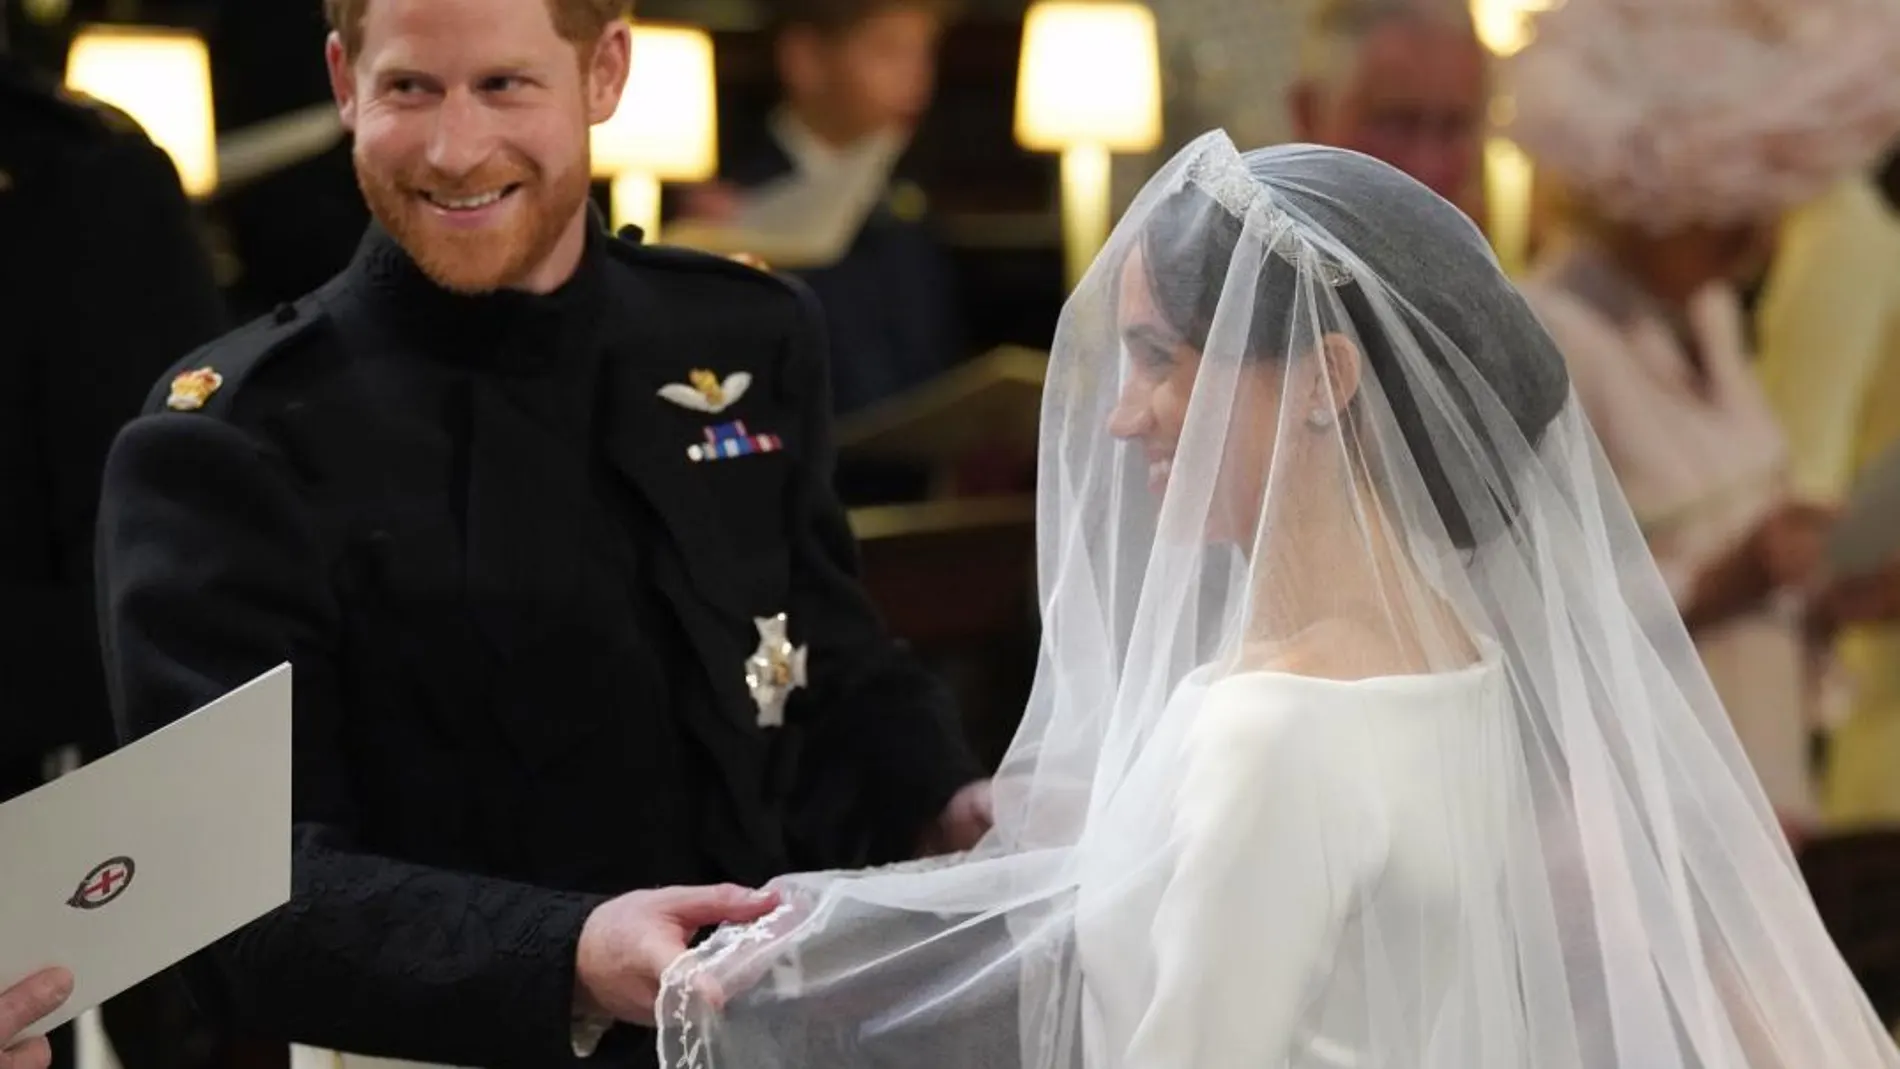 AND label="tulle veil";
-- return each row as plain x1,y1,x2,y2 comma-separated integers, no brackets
656,131,1898,1069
